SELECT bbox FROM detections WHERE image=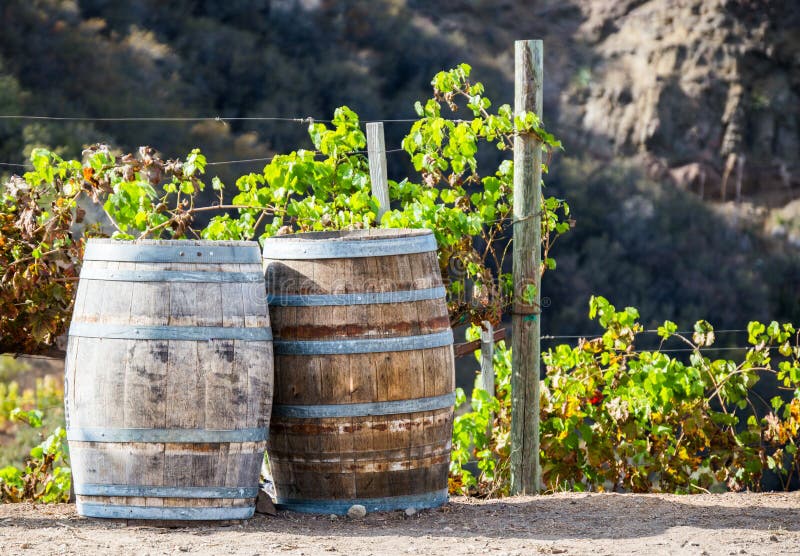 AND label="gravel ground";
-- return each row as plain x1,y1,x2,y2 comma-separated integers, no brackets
1,493,799,555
